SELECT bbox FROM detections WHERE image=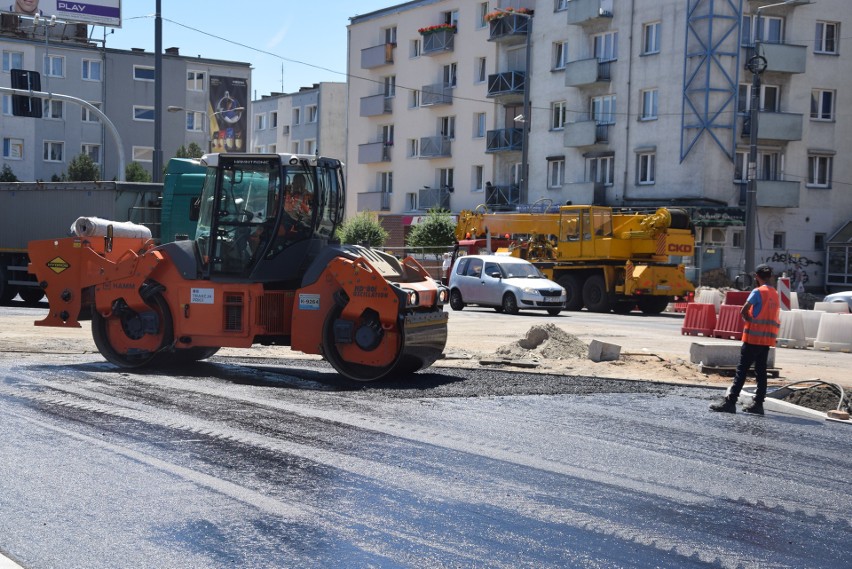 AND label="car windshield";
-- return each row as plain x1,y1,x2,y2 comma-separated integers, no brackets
501,262,542,279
